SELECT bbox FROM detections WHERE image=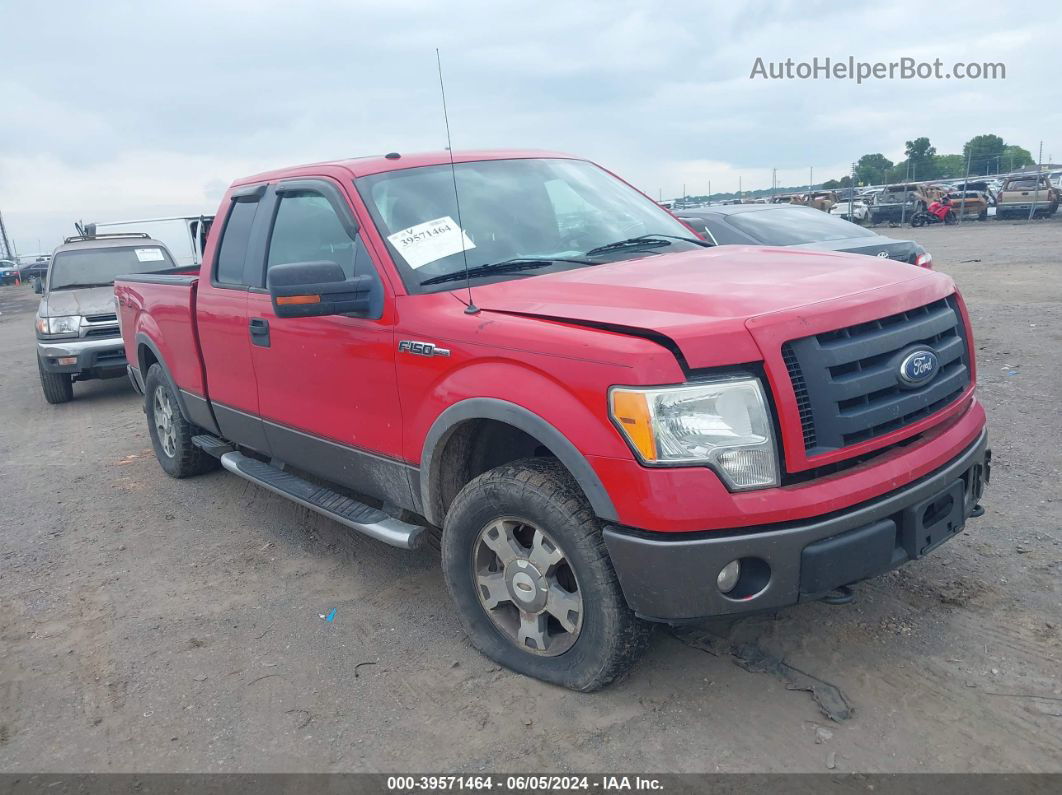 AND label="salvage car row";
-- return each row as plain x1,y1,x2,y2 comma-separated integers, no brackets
28,149,989,691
